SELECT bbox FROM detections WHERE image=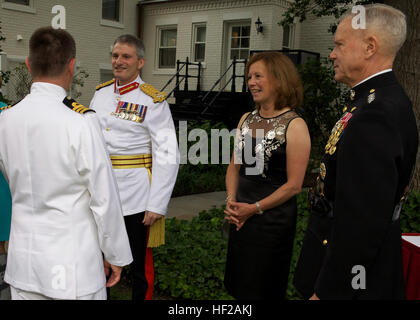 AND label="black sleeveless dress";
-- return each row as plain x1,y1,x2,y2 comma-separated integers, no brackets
224,109,300,300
